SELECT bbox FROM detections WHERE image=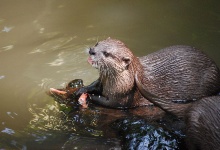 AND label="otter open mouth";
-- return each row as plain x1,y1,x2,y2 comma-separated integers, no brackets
88,56,98,69
87,56,93,65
